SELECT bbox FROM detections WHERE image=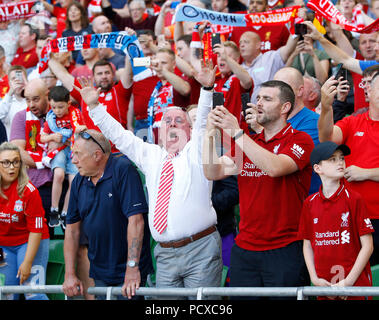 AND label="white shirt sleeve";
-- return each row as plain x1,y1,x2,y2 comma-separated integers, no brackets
89,104,162,174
